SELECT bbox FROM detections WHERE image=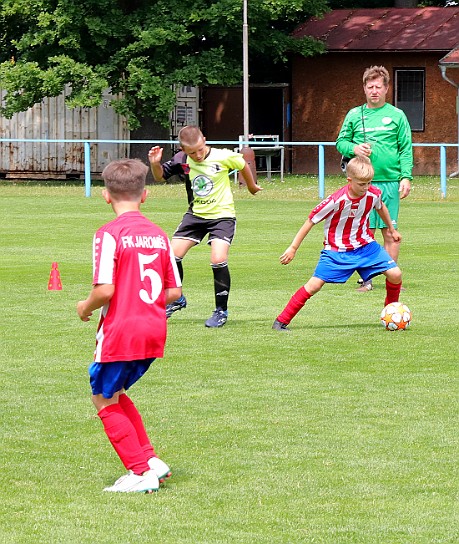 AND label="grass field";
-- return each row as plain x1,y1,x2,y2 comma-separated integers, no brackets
1,175,458,543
